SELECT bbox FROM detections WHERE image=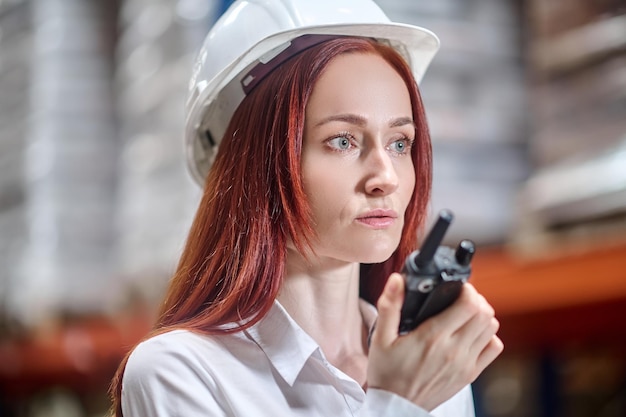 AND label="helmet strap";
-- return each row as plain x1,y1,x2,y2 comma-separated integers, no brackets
241,34,340,95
